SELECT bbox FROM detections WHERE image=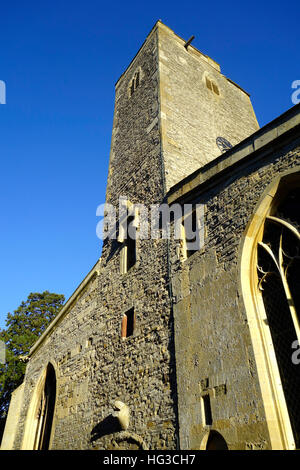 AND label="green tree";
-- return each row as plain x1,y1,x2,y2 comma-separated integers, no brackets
0,291,65,417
